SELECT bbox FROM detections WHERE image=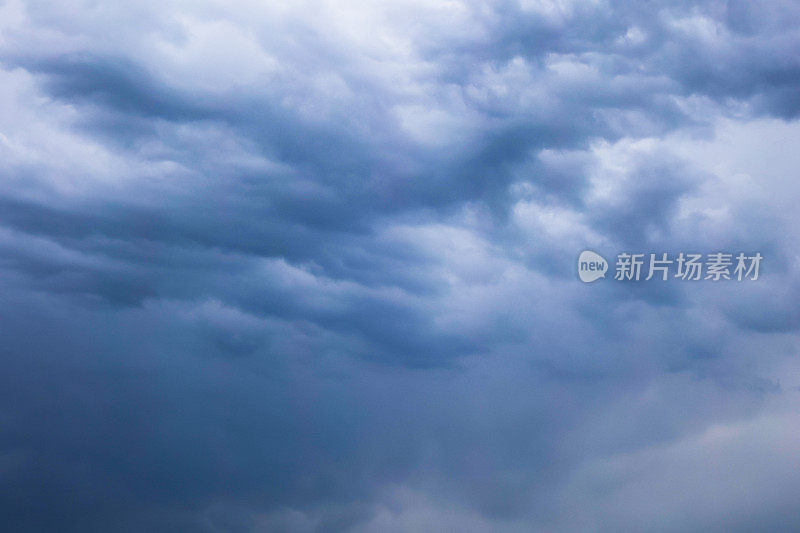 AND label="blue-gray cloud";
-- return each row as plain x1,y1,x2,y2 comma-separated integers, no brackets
1,0,800,531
